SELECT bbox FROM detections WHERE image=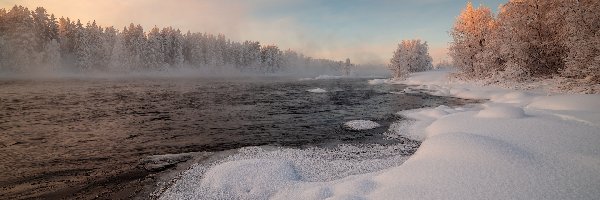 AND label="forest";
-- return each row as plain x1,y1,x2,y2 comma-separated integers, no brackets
449,1,599,90
0,5,353,75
